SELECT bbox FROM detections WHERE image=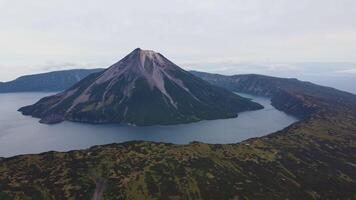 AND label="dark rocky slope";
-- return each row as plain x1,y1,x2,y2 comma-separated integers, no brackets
18,49,262,126
0,69,103,93
1,71,356,199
